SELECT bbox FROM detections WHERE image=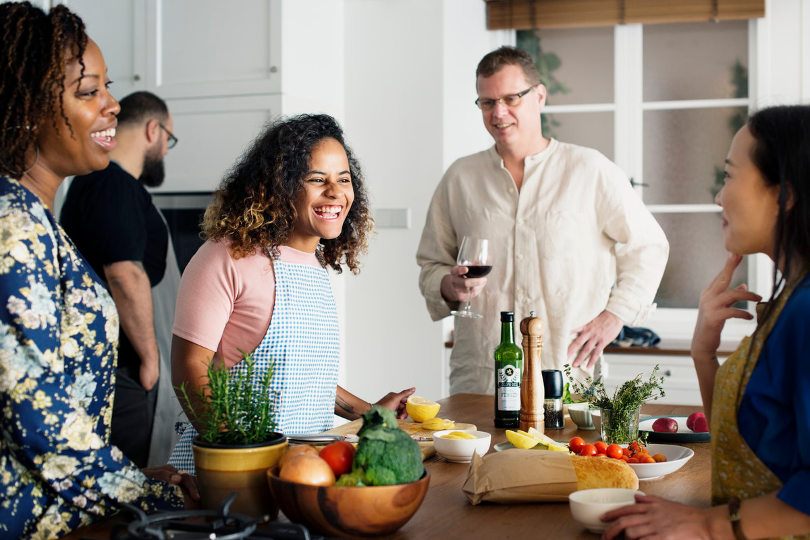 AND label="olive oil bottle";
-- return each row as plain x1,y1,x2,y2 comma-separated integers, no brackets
494,311,523,428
